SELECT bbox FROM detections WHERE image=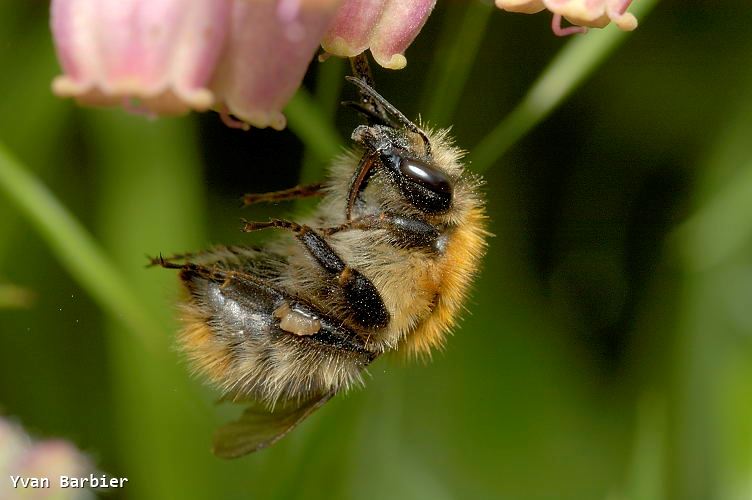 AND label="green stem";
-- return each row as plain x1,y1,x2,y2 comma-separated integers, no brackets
299,57,346,184
285,87,344,168
88,114,216,500
0,142,160,348
316,58,347,119
671,160,752,271
664,78,752,498
0,24,69,265
421,1,493,127
471,0,659,172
